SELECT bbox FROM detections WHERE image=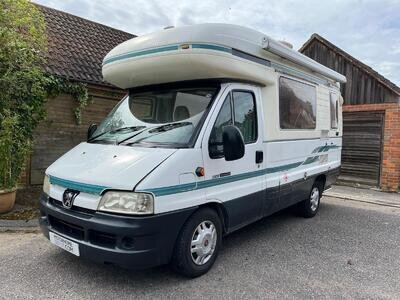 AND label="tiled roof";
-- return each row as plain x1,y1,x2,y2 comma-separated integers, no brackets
35,3,136,86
